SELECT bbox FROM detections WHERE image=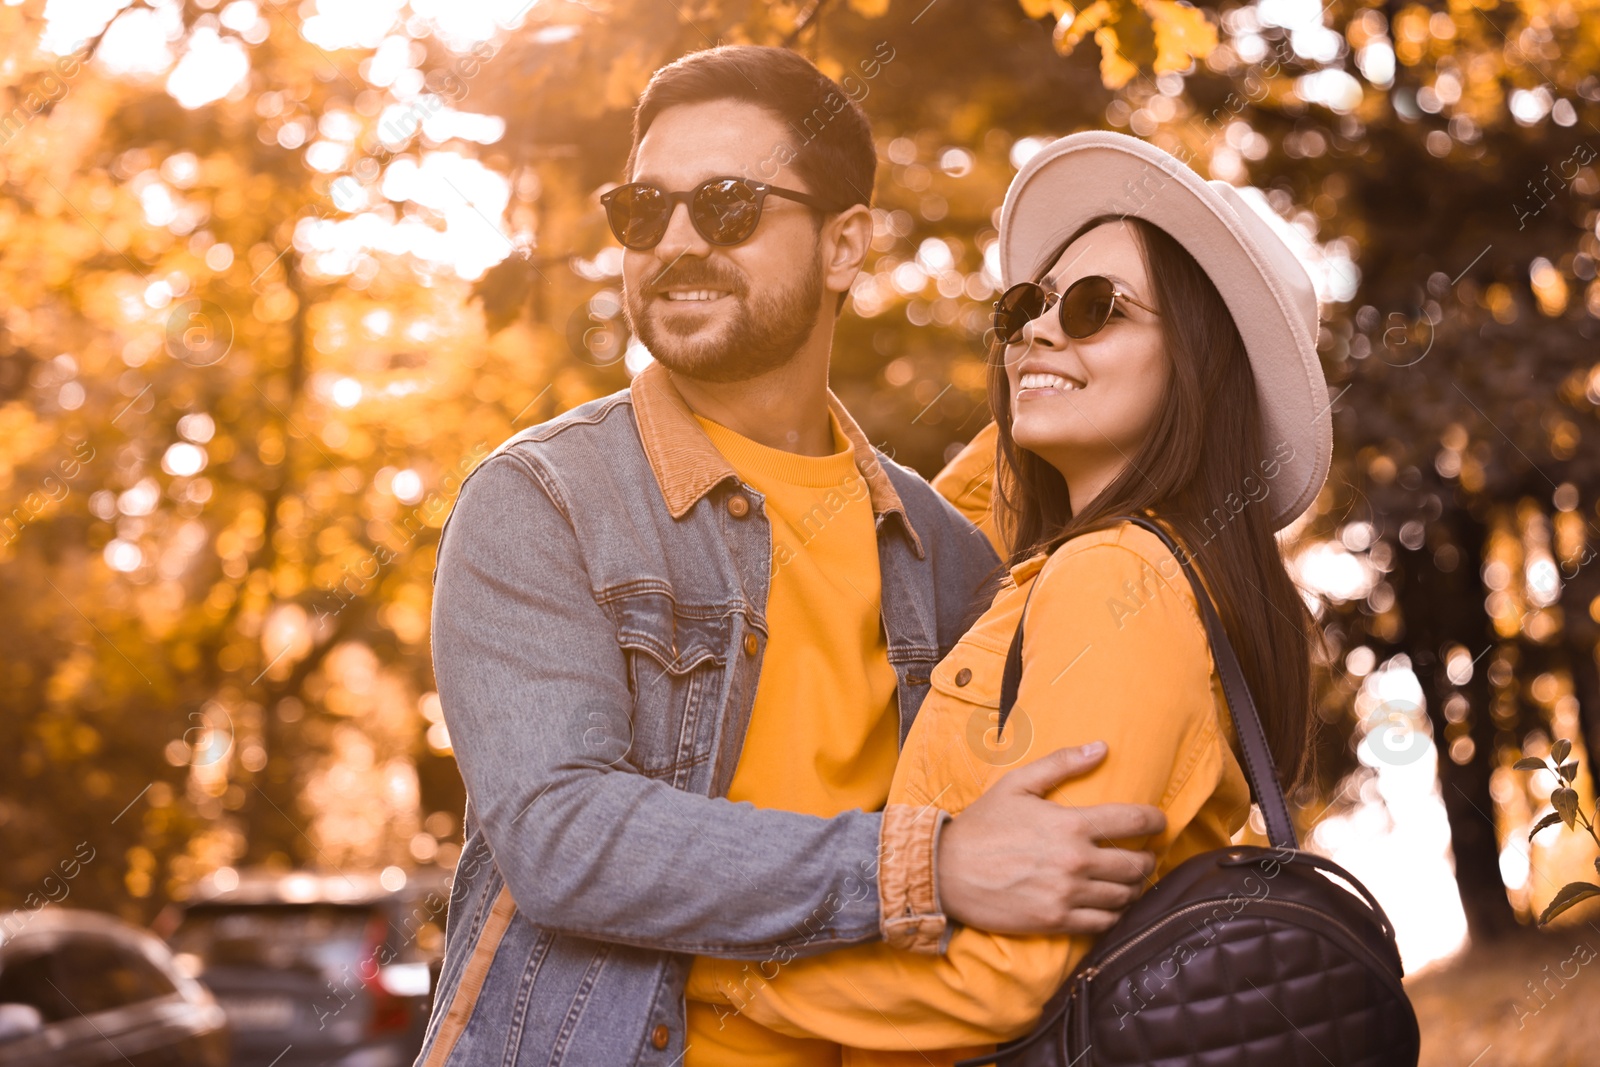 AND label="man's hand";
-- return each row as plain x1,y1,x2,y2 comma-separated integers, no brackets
935,742,1165,936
